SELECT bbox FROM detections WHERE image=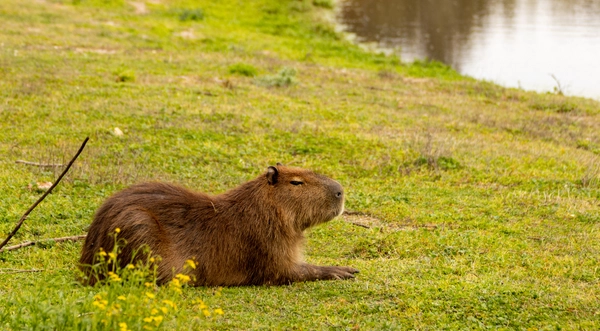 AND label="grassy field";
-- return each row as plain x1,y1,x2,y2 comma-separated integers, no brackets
1,0,599,329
